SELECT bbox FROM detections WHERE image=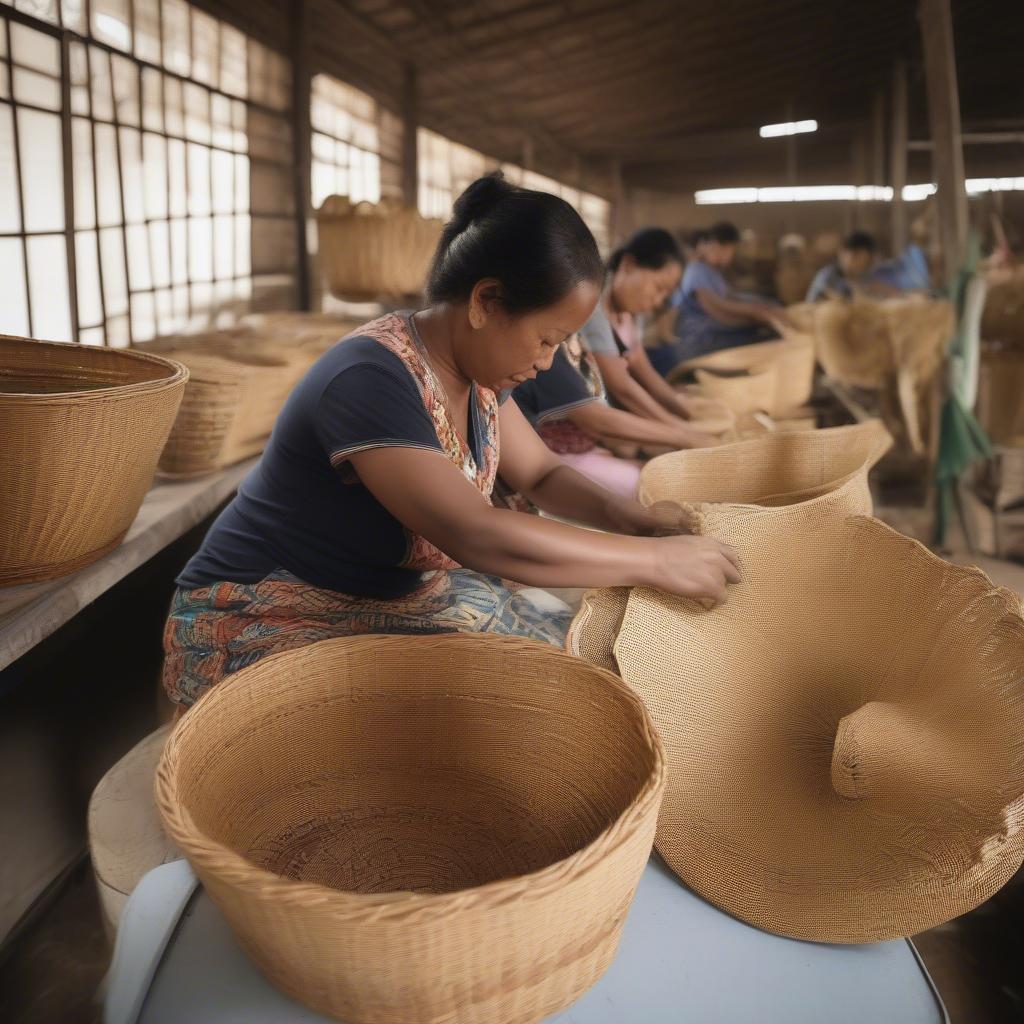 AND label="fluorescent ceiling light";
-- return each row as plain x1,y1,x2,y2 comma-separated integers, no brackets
759,119,818,138
696,180,1024,205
